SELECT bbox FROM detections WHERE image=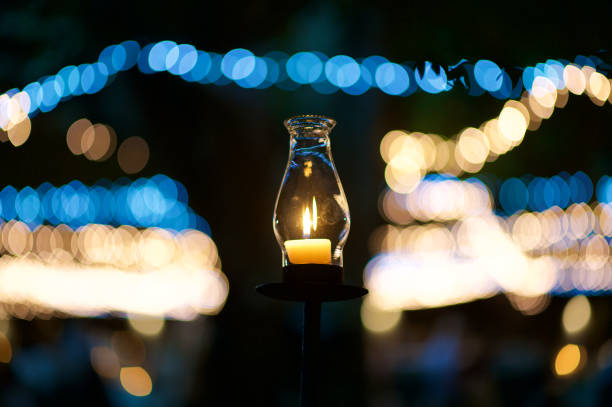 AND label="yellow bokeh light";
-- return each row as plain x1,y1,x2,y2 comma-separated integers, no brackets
538,207,567,244
595,203,612,236
385,155,422,193
380,130,406,164
512,212,542,251
531,77,557,108
360,297,401,334
120,366,153,397
90,346,120,379
2,221,32,256
456,127,489,166
554,344,583,376
562,295,591,335
0,221,228,319
498,104,528,144
428,134,448,172
581,235,609,270
415,132,437,169
127,313,165,337
7,116,31,147
567,203,594,239
483,119,513,155
563,65,586,95
379,189,413,225
587,71,611,106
